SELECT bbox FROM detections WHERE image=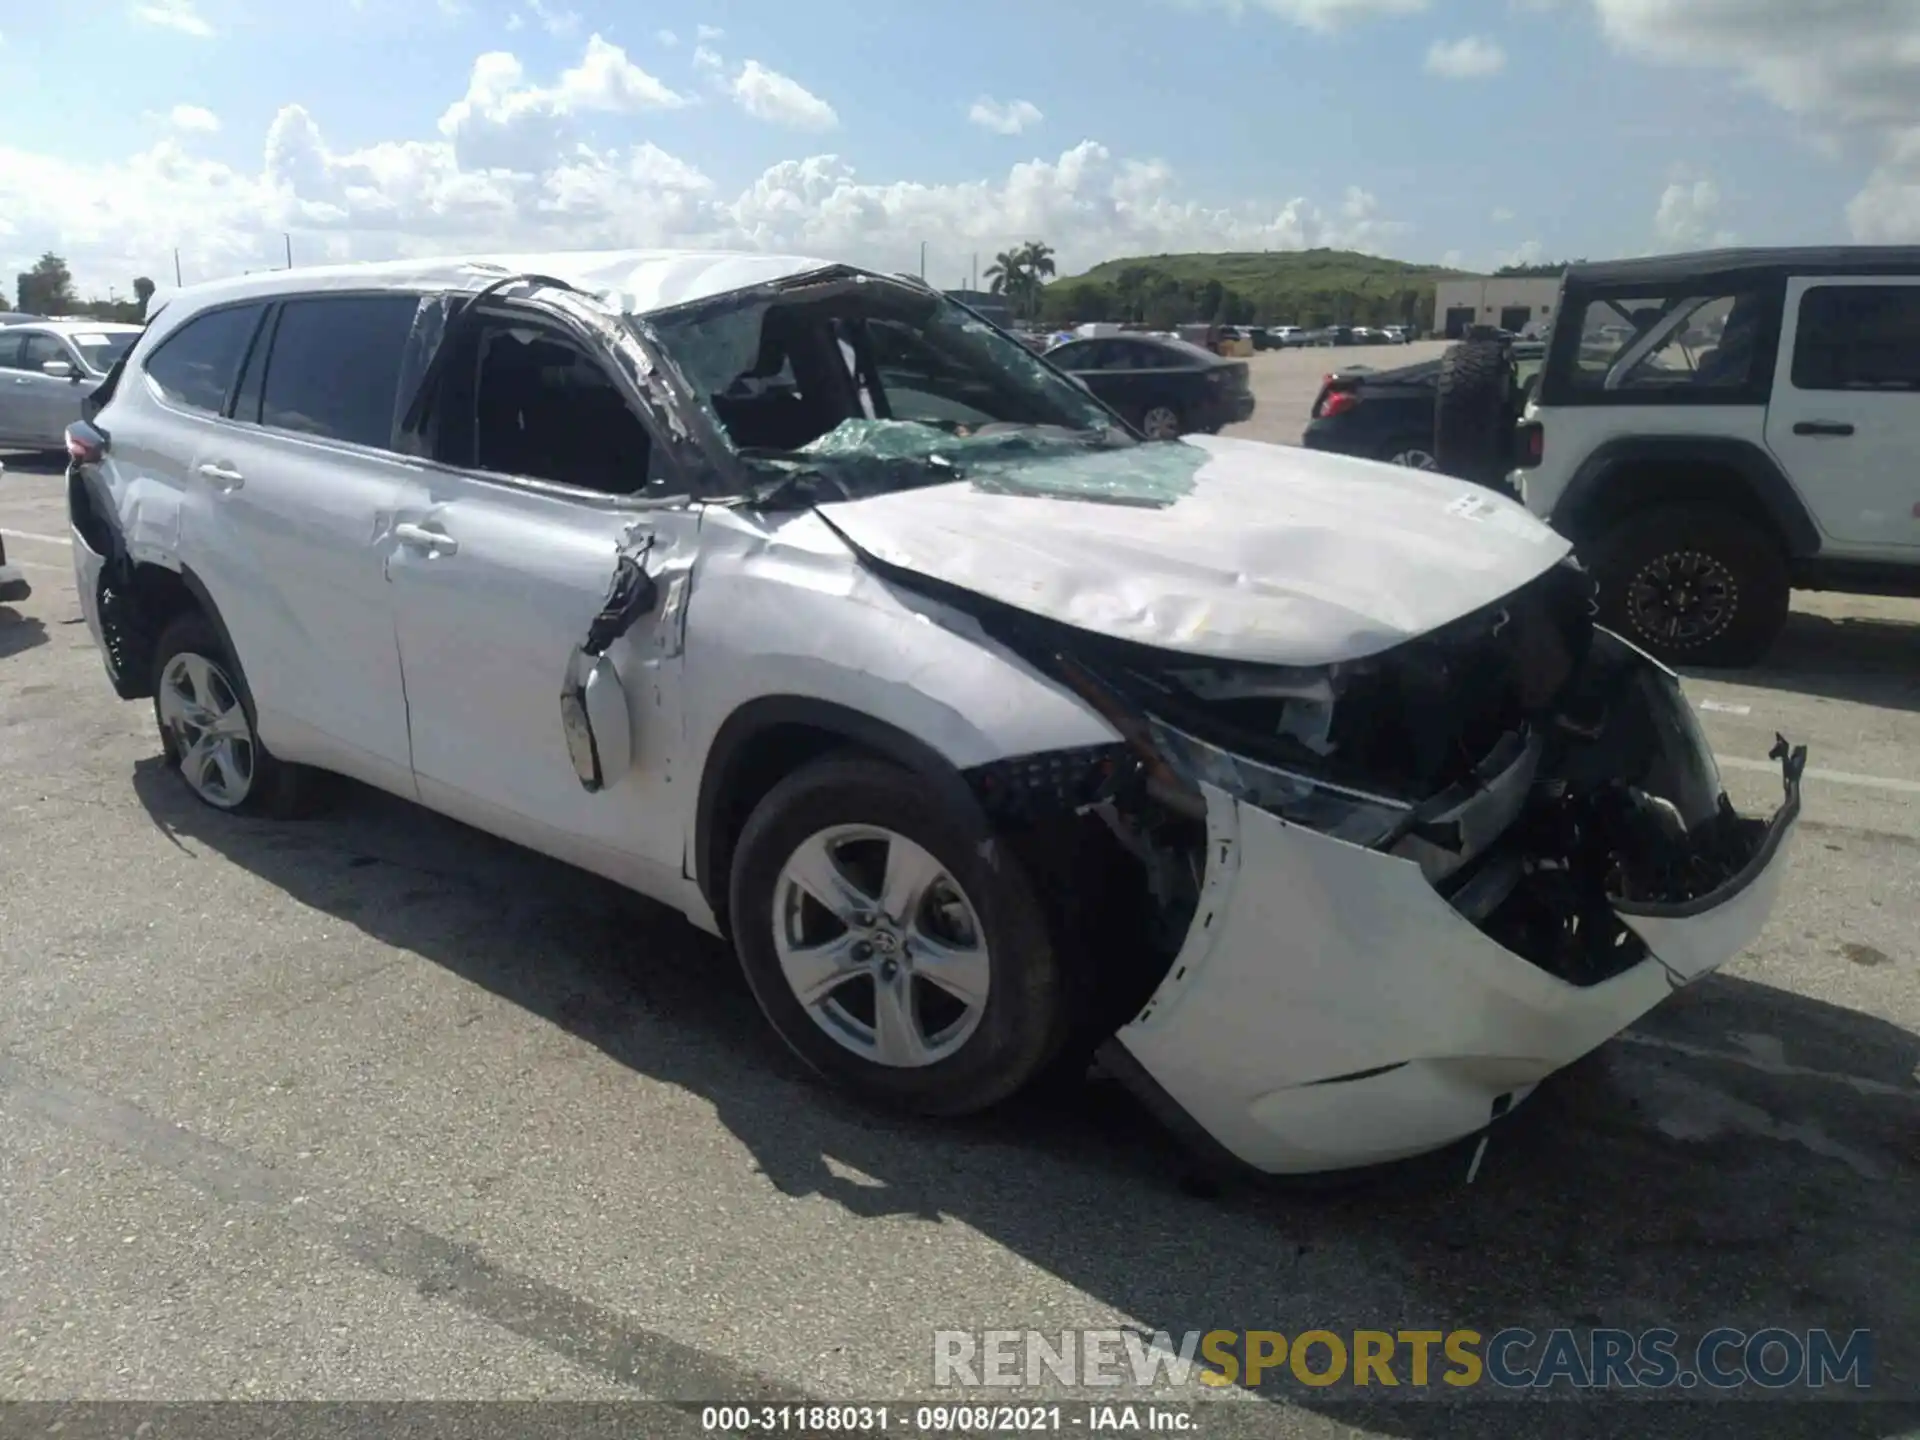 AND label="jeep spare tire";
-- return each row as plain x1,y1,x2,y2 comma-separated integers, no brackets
1433,339,1514,488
